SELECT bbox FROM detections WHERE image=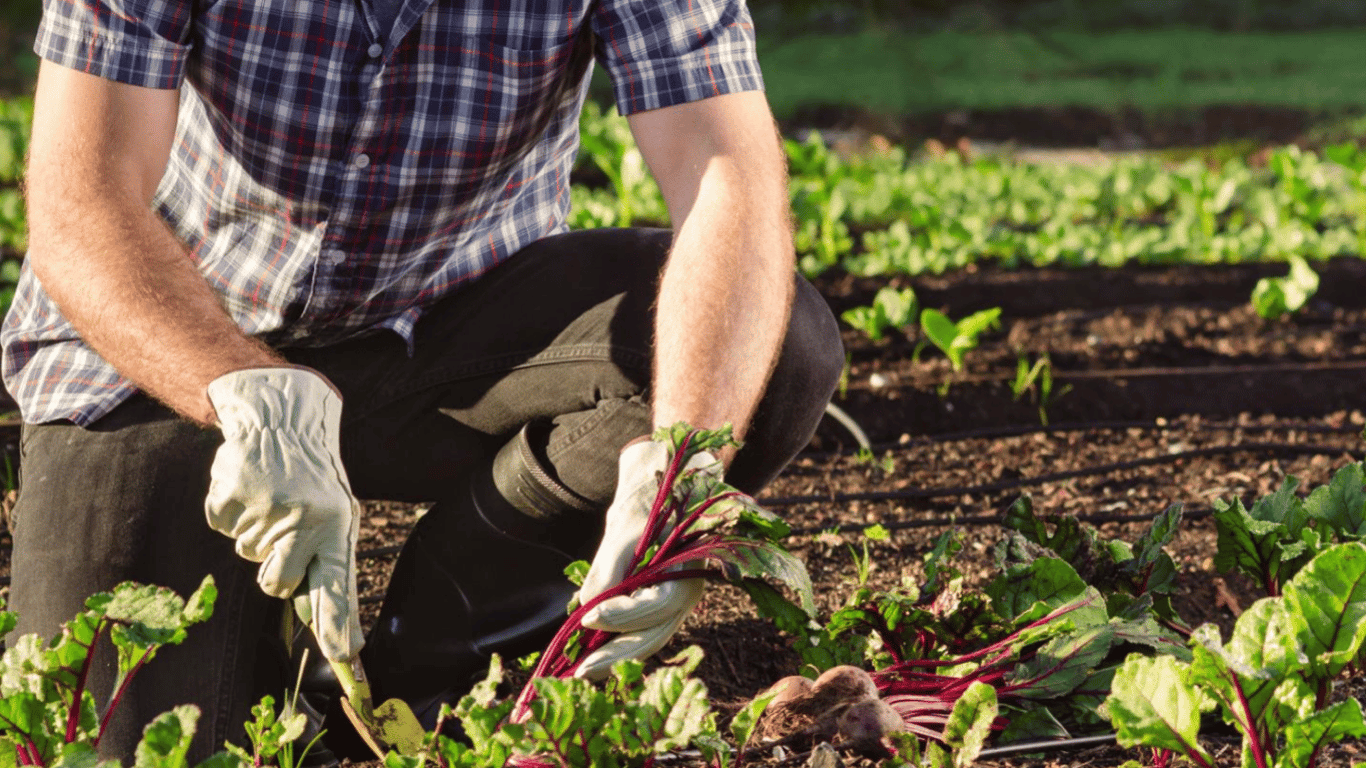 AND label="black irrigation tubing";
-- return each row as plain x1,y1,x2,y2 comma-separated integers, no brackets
787,503,1215,538
804,416,1364,460
841,358,1366,392
762,440,1355,515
